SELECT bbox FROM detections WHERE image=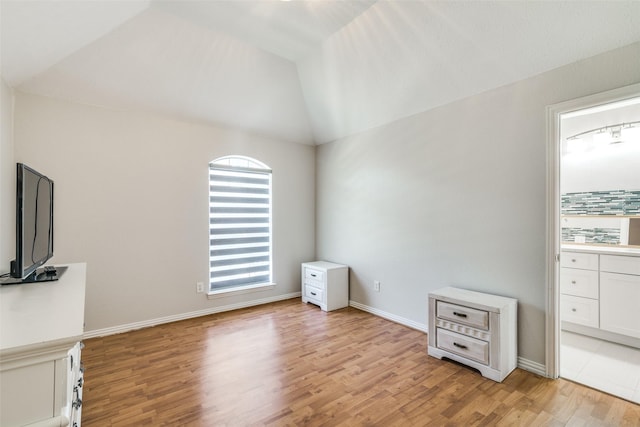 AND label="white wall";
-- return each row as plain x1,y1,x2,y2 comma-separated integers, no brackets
12,93,315,332
316,42,640,366
561,102,640,194
0,78,14,273
561,143,640,194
